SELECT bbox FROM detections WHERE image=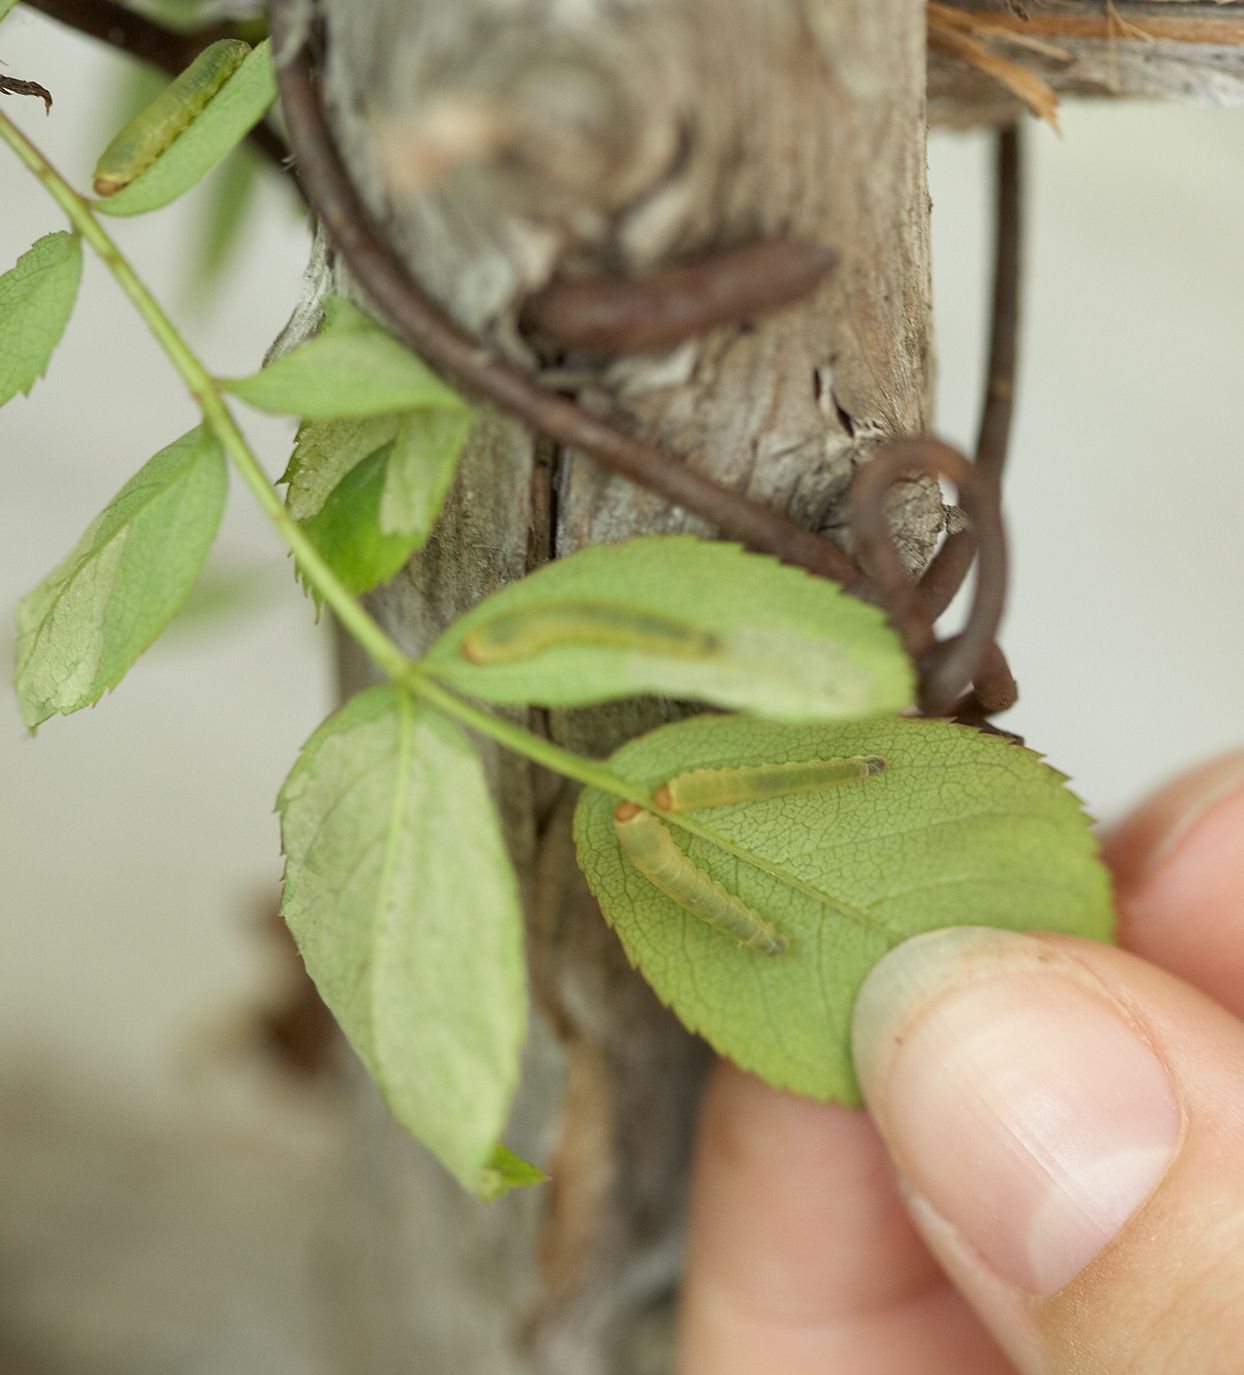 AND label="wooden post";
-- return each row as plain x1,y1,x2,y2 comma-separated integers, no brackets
302,2,936,1370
